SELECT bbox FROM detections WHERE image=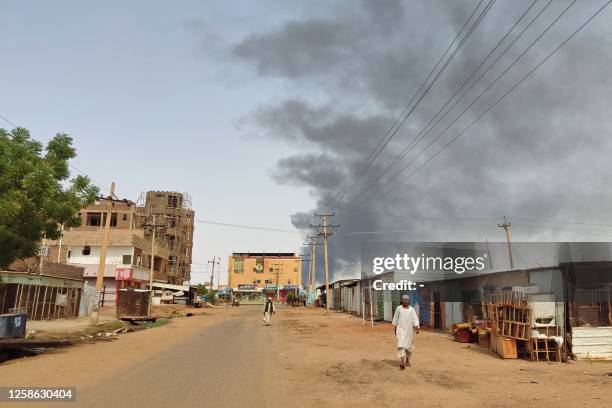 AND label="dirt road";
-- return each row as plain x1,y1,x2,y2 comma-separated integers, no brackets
0,305,610,408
